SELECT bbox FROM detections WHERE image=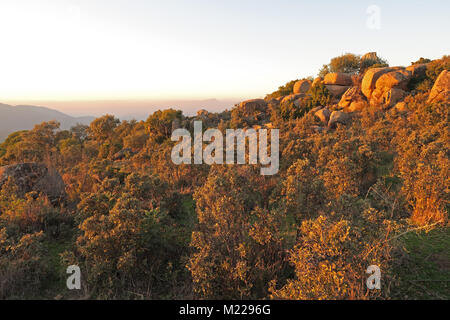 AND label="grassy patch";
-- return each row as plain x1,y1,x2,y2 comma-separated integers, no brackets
390,226,450,299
